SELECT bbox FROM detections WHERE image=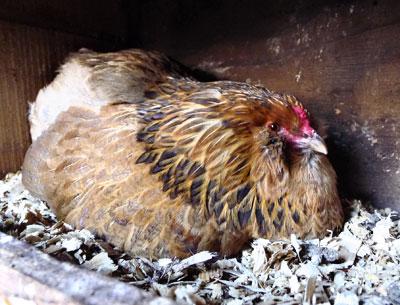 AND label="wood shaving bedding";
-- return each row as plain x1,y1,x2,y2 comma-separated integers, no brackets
1,172,399,305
